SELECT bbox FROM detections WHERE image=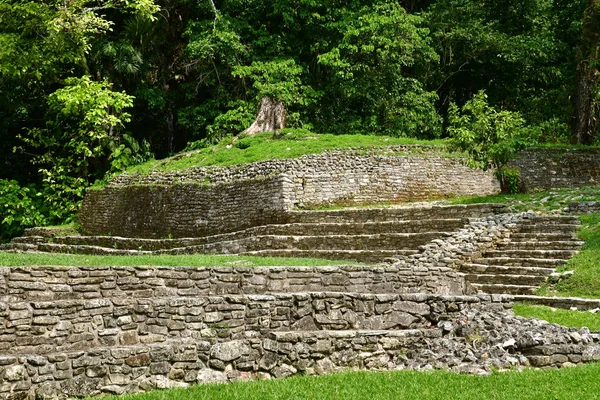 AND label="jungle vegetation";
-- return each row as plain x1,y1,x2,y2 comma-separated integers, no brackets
1,0,599,239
